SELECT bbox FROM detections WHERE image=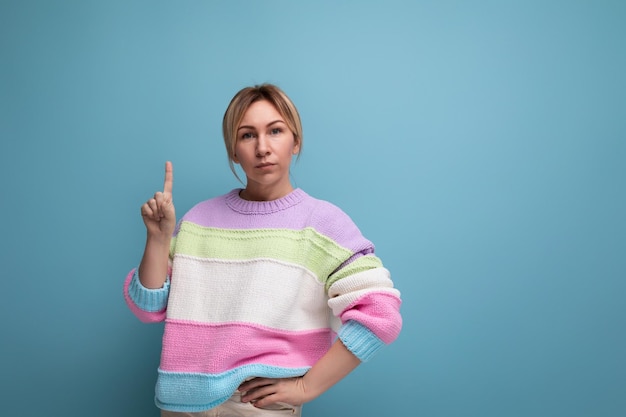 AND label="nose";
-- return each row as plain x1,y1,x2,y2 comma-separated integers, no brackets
256,134,270,156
